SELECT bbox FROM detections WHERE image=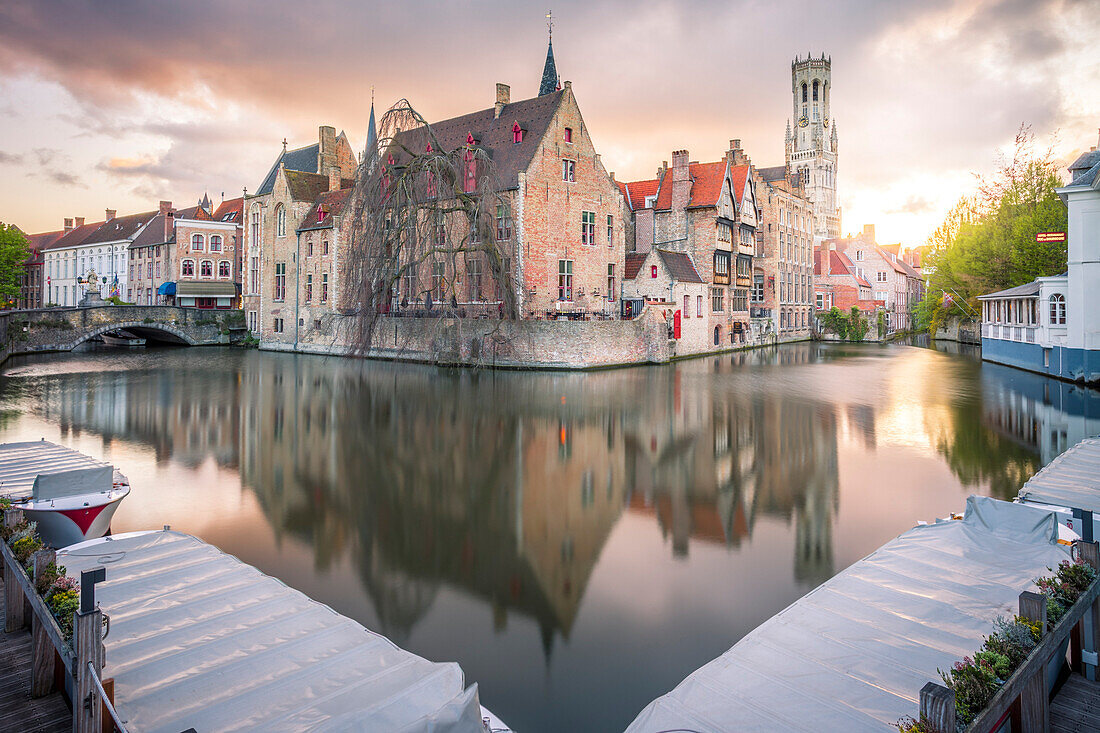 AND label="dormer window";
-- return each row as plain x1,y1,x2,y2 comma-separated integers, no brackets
425,143,432,153
466,133,475,146
512,123,523,144
564,127,573,143
317,205,327,224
